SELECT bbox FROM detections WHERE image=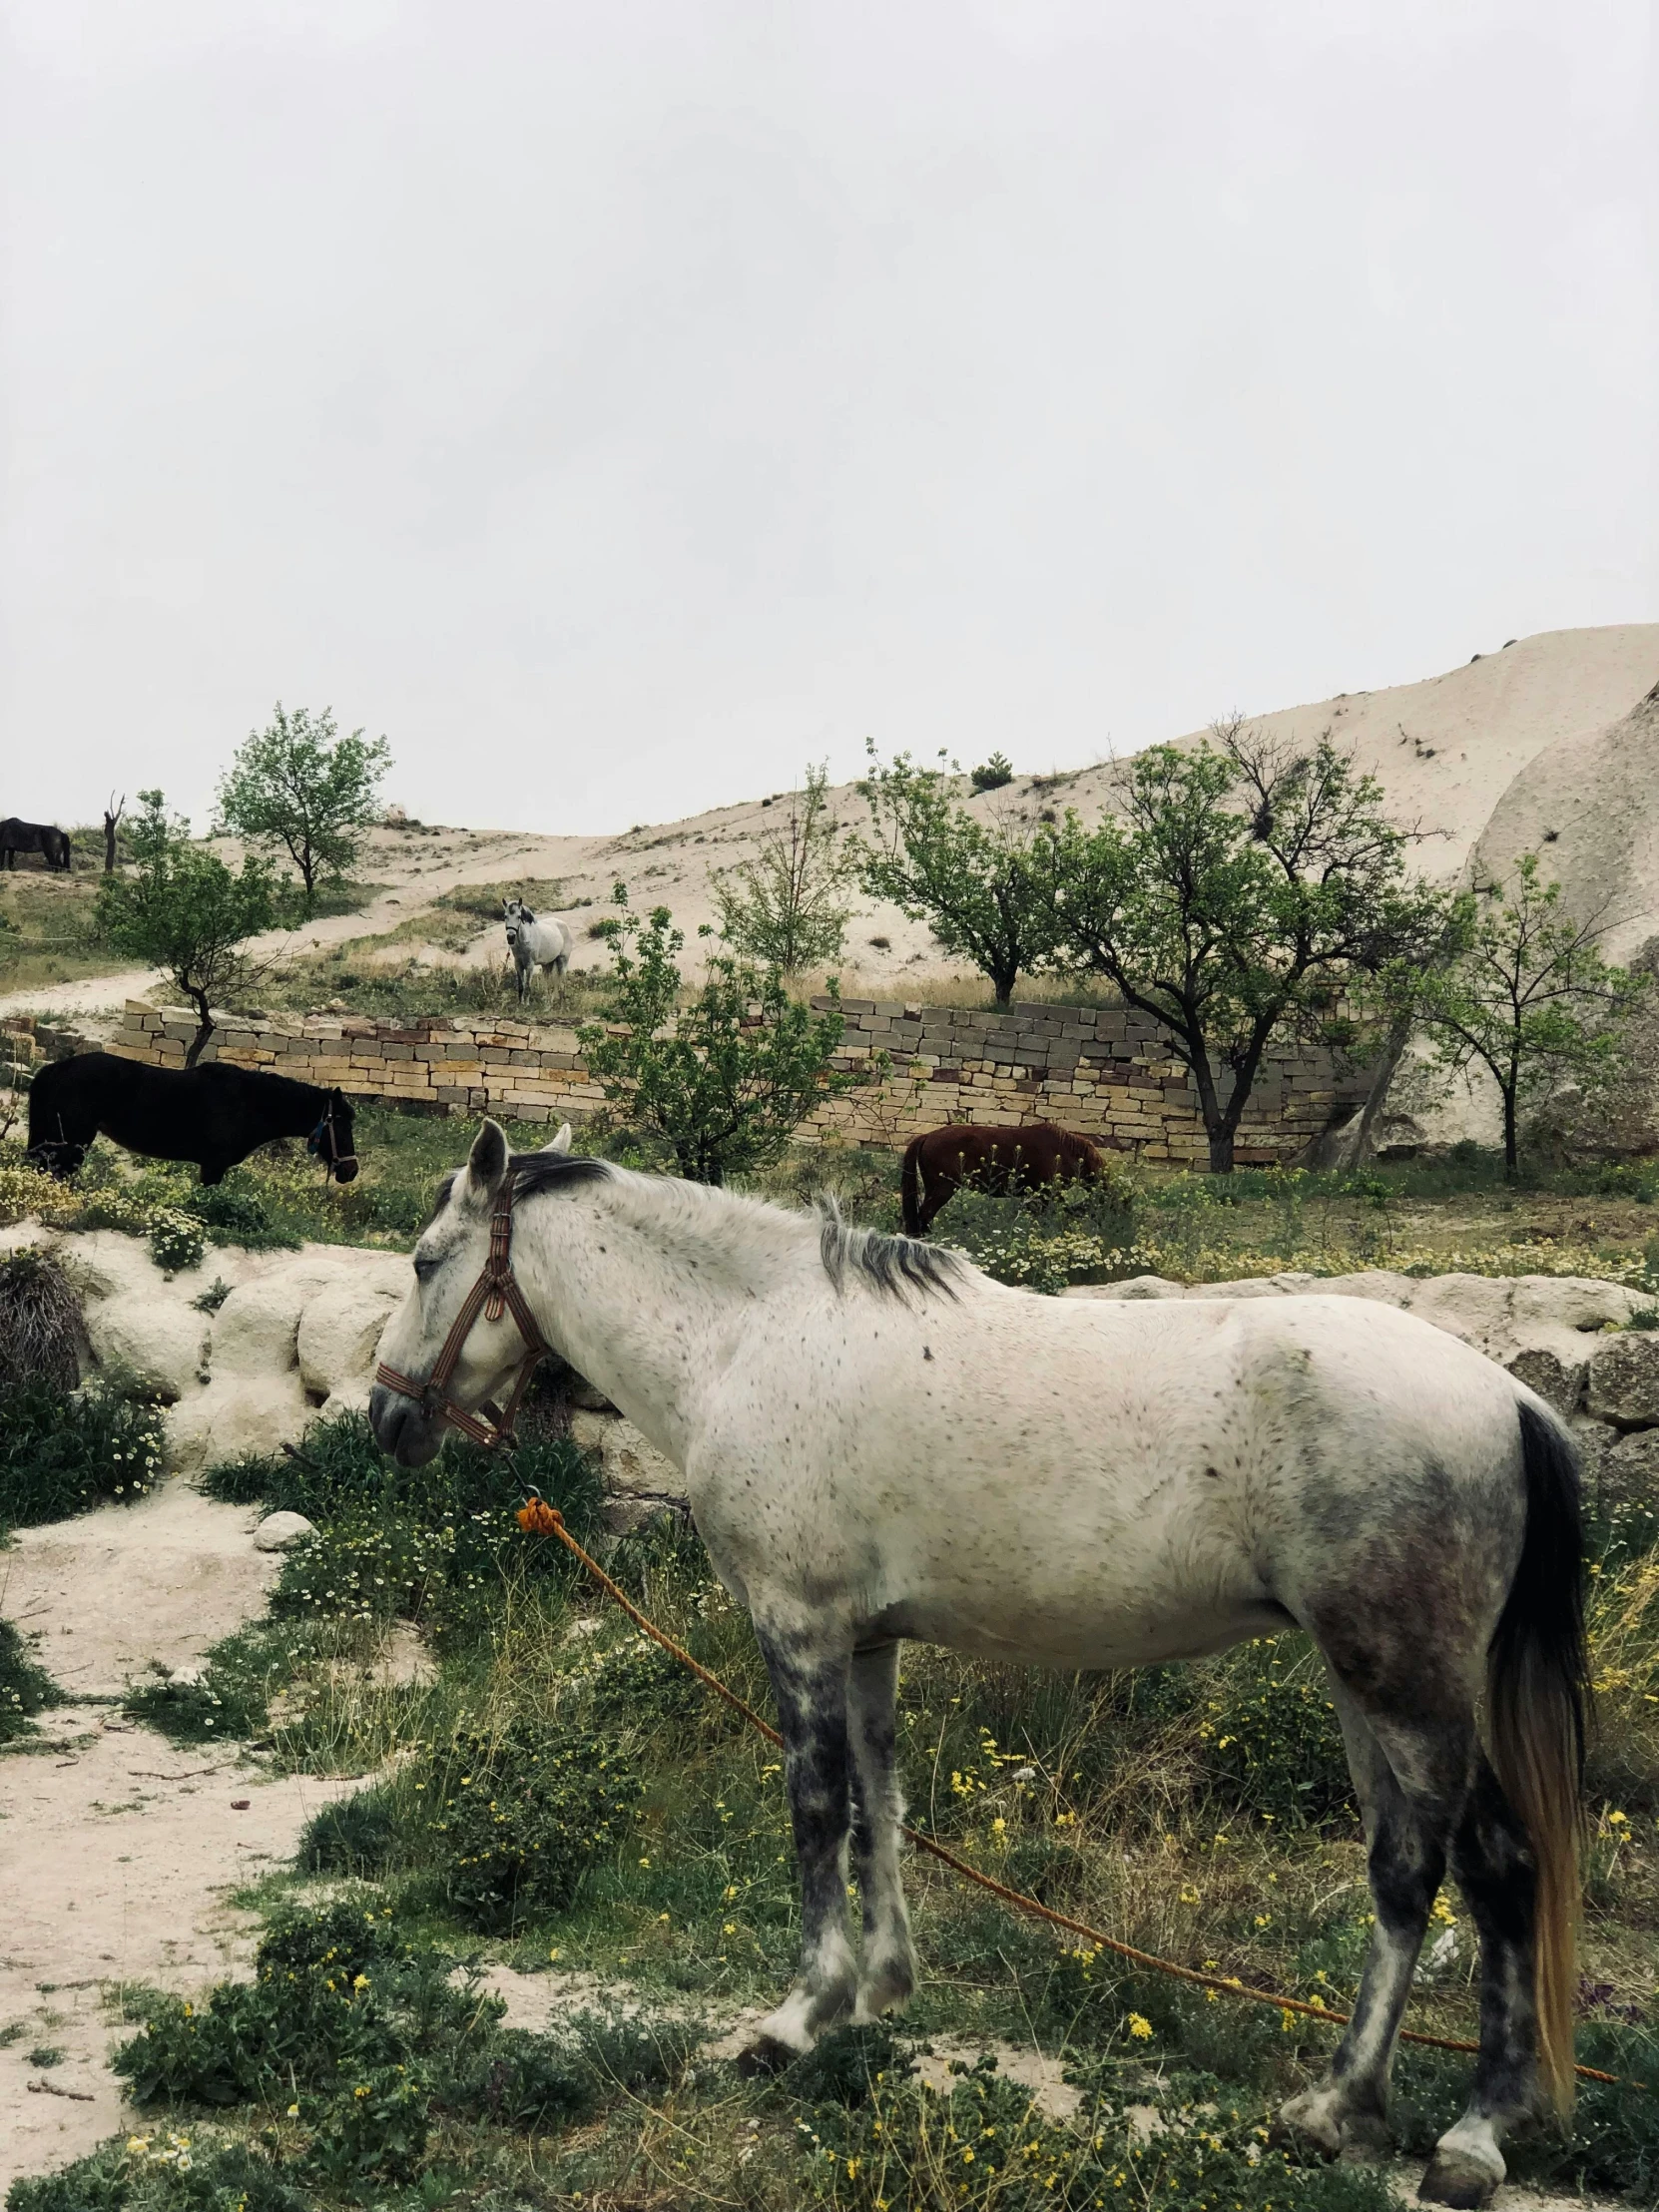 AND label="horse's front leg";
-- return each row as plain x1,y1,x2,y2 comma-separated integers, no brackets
847,1640,917,2023
742,1624,857,2070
